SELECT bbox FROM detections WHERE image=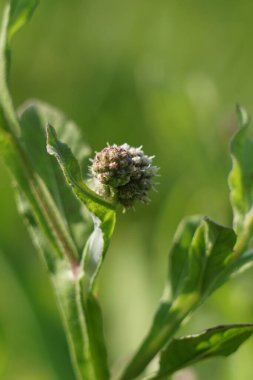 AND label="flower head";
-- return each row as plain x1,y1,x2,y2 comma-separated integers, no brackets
90,143,159,208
